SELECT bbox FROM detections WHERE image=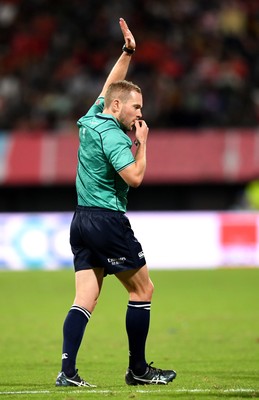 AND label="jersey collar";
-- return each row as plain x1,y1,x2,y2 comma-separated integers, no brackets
97,113,127,132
